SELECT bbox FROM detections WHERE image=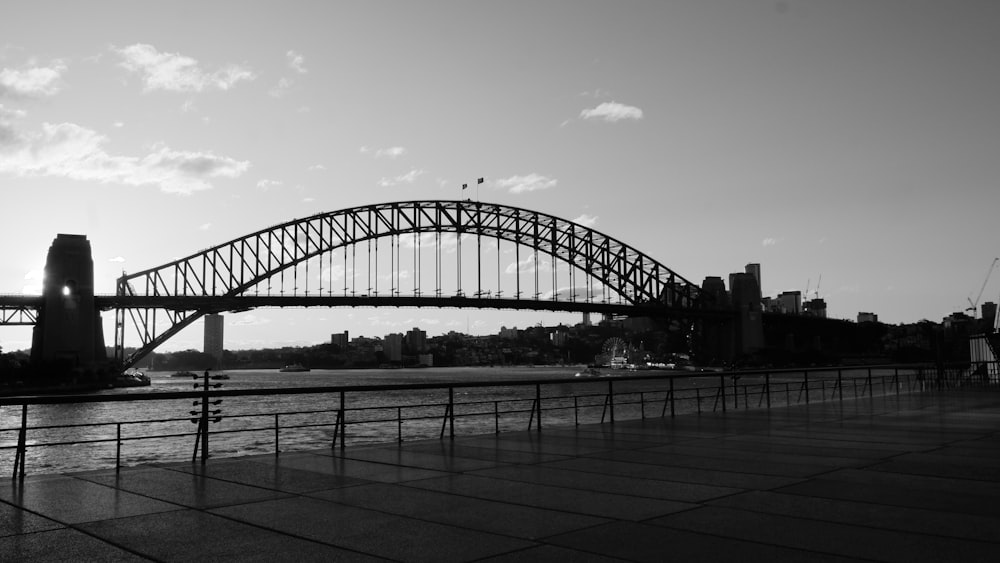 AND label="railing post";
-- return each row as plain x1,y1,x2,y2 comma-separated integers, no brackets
608,380,615,423
274,414,280,454
867,368,873,397
696,387,702,414
804,371,810,404
535,384,542,432
339,390,346,451
719,375,726,412
398,407,403,443
449,386,455,438
495,401,500,433
670,378,676,418
640,392,645,419
574,396,579,426
116,423,122,474
837,369,843,401
895,367,900,395
765,373,771,408
13,404,27,479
